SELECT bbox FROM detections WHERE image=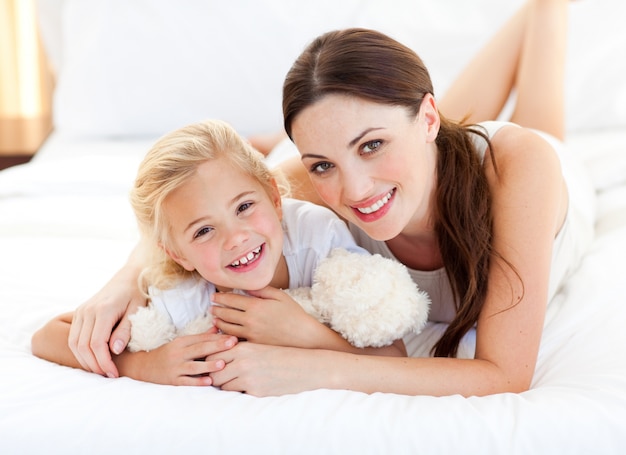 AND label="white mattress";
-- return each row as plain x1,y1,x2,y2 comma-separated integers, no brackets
1,129,626,454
